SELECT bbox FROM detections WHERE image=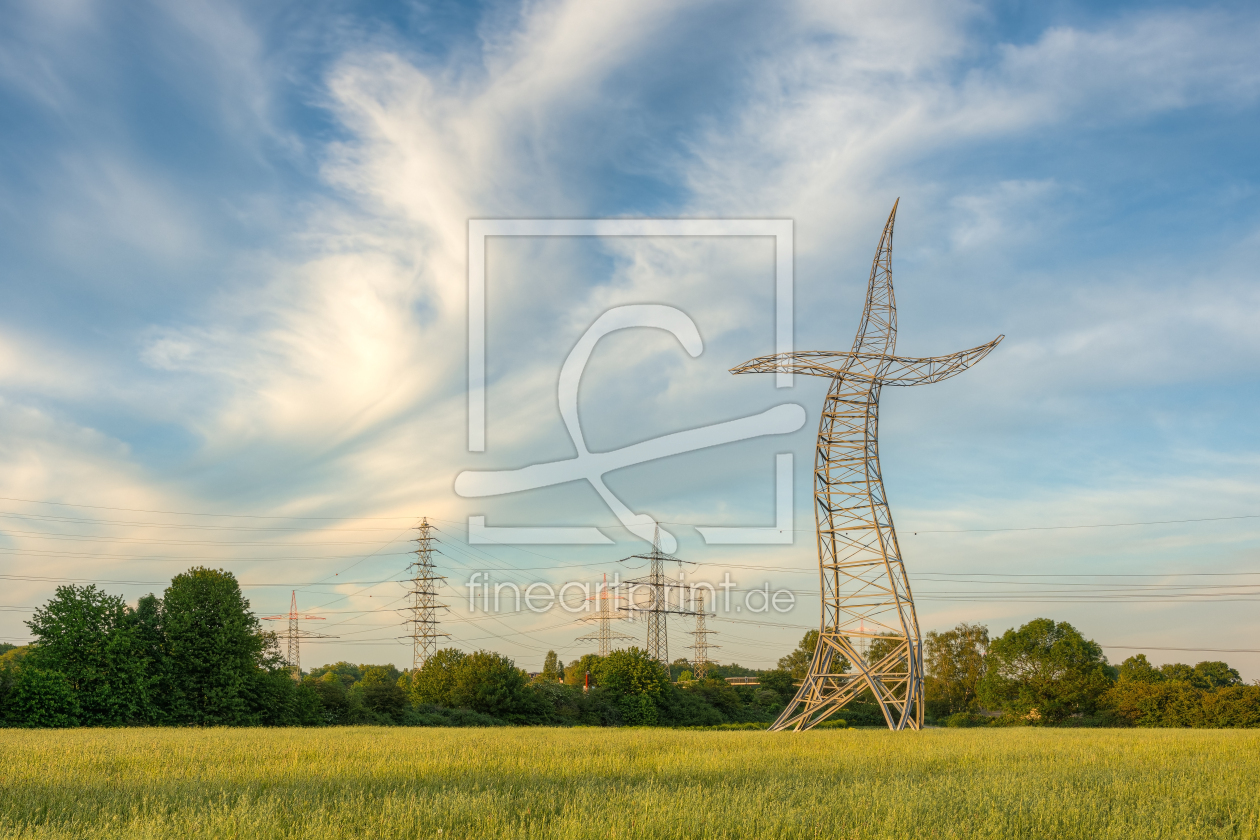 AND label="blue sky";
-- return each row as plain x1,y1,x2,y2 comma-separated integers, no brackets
1,0,1259,676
